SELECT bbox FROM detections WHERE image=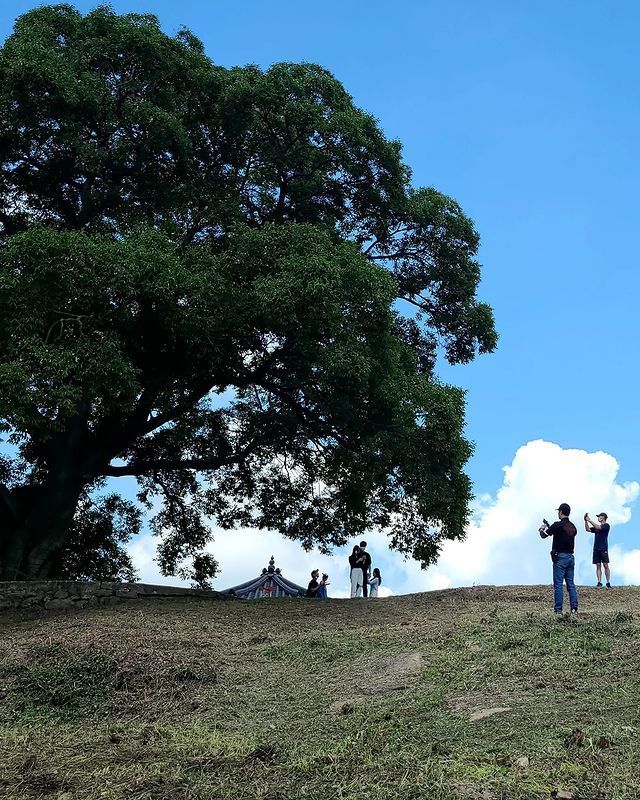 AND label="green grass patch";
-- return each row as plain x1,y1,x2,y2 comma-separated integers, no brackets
264,630,380,664
0,642,114,718
1,589,640,798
